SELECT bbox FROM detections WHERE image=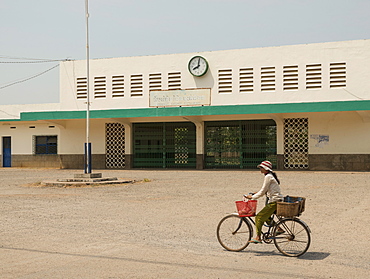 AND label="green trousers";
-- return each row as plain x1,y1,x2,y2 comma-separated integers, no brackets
255,202,277,236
